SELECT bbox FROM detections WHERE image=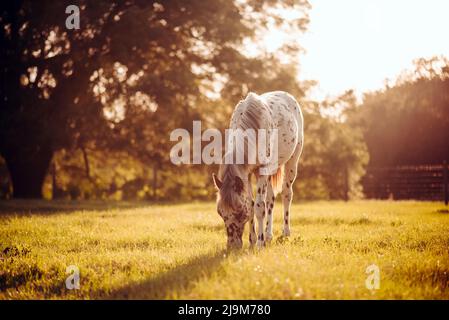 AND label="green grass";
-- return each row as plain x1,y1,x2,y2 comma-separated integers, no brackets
1,200,448,299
